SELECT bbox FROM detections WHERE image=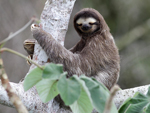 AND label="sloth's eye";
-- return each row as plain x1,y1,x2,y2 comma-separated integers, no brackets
89,23,94,25
77,24,82,26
